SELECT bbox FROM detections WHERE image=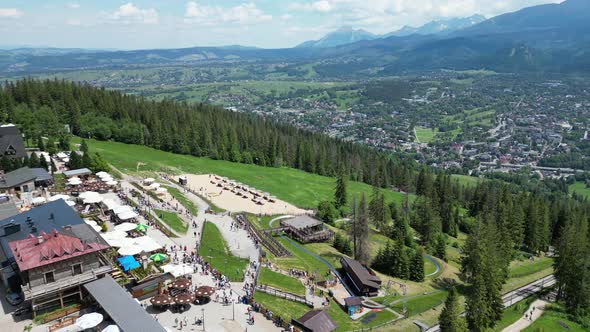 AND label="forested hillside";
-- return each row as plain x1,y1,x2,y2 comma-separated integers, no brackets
0,79,415,189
